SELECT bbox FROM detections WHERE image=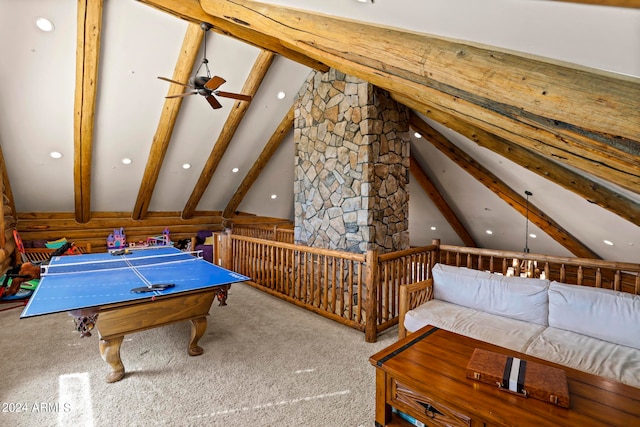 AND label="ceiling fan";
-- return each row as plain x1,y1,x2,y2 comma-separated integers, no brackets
158,23,252,110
